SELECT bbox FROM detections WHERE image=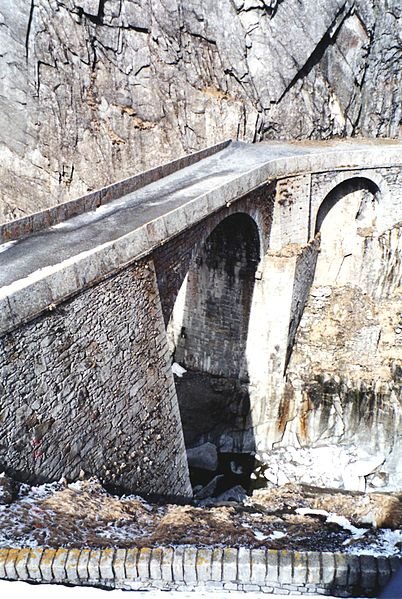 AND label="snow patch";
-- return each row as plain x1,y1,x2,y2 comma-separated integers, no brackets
0,240,17,254
172,362,187,377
